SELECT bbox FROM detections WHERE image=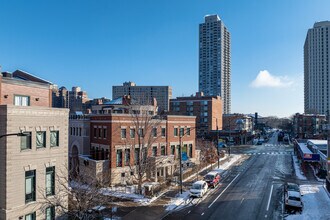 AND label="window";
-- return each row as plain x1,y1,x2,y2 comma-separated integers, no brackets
121,128,126,139
46,167,55,196
161,128,166,137
36,131,46,148
103,128,107,138
25,212,36,220
79,128,82,136
134,148,140,164
152,146,157,156
171,145,175,155
21,132,31,150
46,206,55,220
116,150,122,167
189,144,193,158
50,131,59,147
180,128,184,137
125,149,130,166
130,128,135,138
174,128,178,136
25,170,36,203
176,145,181,157
152,128,157,138
14,95,30,106
70,127,72,135
138,128,144,137
93,128,97,138
99,128,102,138
161,146,166,156
187,128,191,136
